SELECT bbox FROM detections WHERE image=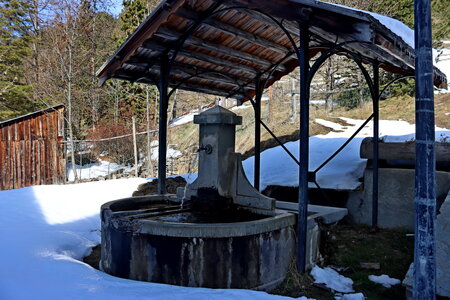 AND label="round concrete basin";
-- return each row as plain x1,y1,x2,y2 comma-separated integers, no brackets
100,195,296,291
